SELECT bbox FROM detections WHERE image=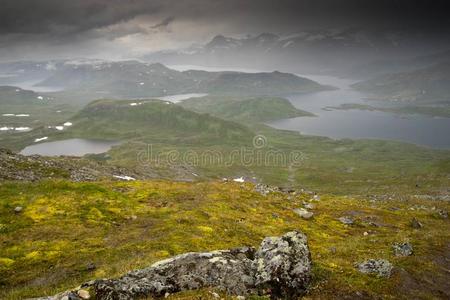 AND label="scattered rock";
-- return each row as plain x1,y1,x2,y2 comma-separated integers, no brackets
329,247,337,254
210,291,220,298
236,296,245,300
338,216,354,225
303,202,315,210
77,289,90,299
357,259,393,278
68,292,79,300
0,148,151,182
14,206,23,213
437,210,448,219
87,231,312,299
393,242,413,257
410,217,423,229
293,208,314,219
86,262,96,271
363,232,369,236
